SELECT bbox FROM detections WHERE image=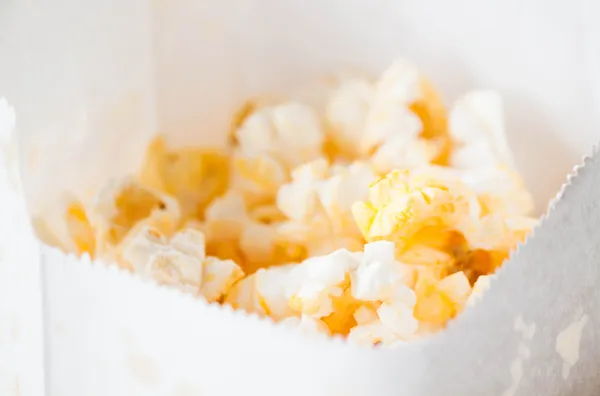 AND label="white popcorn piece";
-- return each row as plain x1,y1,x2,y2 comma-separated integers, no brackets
348,320,401,346
236,102,325,169
280,315,331,336
276,159,328,222
225,264,296,319
170,228,206,260
120,226,203,292
255,265,297,320
286,249,361,318
449,90,516,170
361,59,423,154
146,249,204,293
119,225,242,299
315,161,375,220
377,299,419,339
276,159,373,257
371,136,441,174
375,59,423,105
326,77,374,157
363,104,423,156
351,241,413,302
459,166,535,216
353,305,379,325
201,256,244,302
